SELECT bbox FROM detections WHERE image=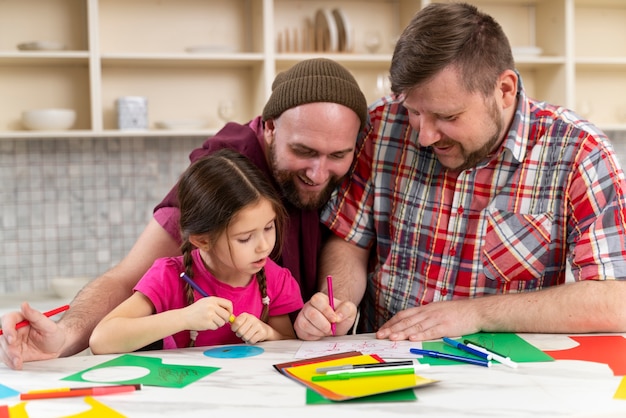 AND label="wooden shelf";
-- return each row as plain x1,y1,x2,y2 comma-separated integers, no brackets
1,0,625,138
